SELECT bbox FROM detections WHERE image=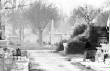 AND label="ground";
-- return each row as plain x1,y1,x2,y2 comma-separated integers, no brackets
0,44,109,71
28,50,97,71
